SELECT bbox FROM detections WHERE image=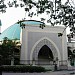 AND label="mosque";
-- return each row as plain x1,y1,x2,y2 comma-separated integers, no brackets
0,20,68,67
